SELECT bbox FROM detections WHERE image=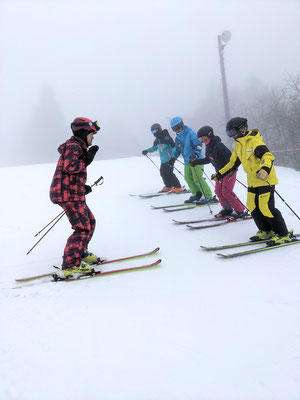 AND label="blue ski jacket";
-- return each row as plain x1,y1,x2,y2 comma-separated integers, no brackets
173,125,203,165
